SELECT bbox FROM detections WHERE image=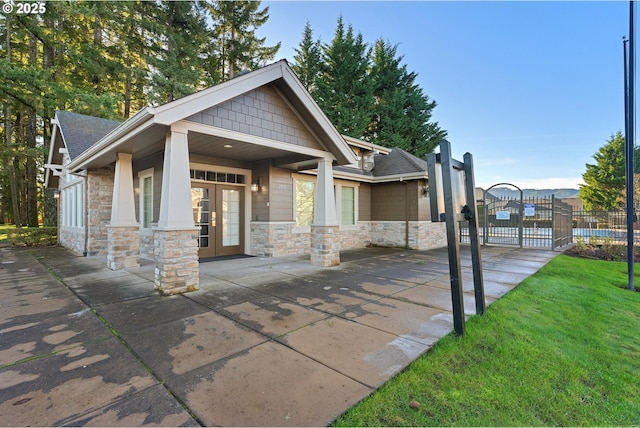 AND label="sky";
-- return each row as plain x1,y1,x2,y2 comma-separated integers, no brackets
259,1,630,190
